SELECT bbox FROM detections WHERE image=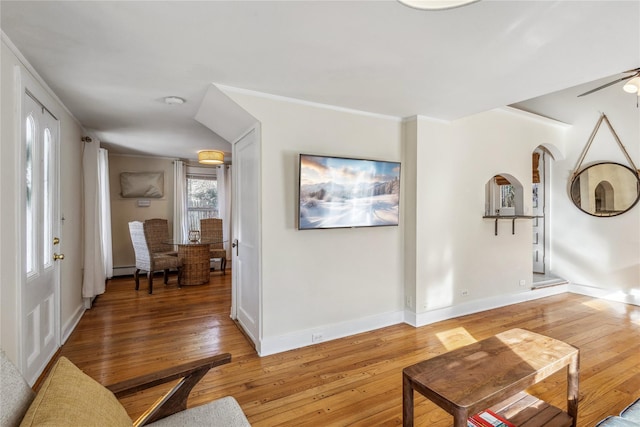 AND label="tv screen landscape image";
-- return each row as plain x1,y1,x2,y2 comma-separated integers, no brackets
298,154,401,230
